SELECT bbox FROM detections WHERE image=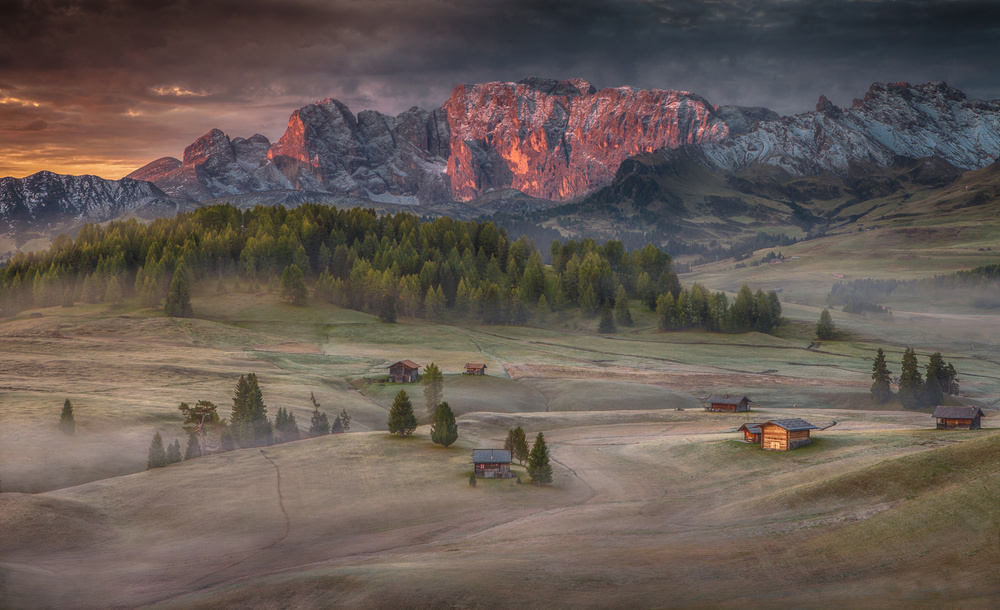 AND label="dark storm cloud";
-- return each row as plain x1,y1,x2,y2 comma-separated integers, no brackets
1,0,998,177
